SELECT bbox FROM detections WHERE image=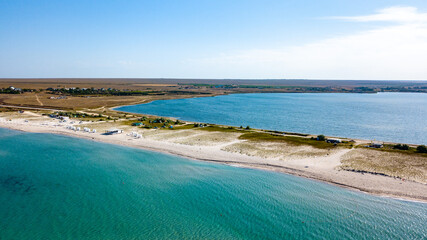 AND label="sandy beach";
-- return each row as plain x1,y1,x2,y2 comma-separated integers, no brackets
1,111,426,203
